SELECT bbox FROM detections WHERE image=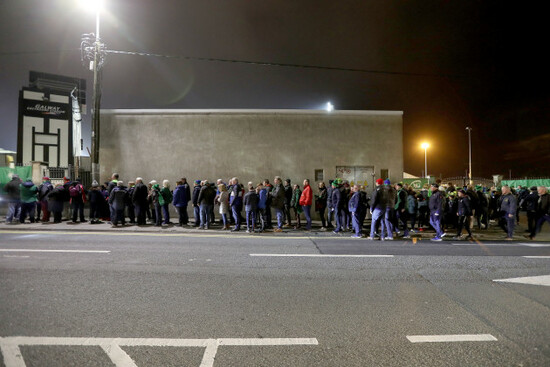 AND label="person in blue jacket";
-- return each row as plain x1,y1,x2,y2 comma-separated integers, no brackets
257,183,268,232
173,178,191,226
348,184,364,238
191,180,201,227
